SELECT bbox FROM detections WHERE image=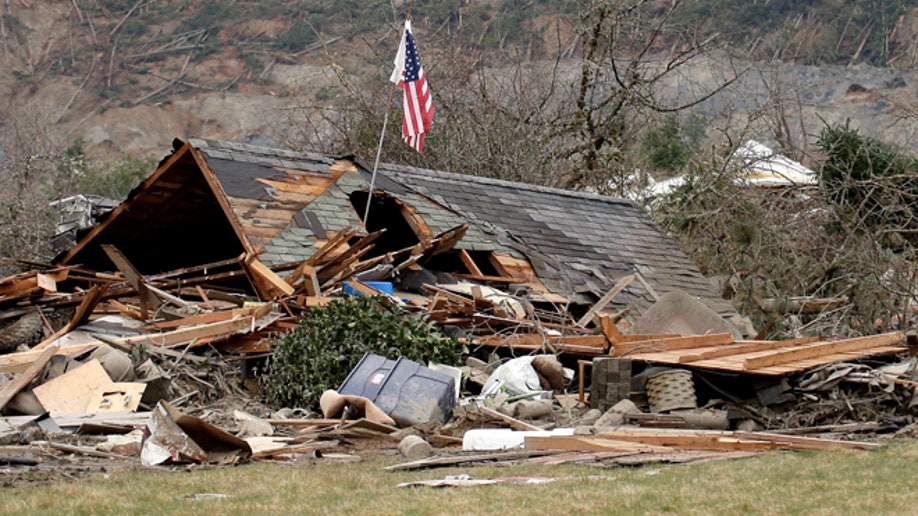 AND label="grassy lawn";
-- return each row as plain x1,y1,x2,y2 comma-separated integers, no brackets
3,440,916,515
